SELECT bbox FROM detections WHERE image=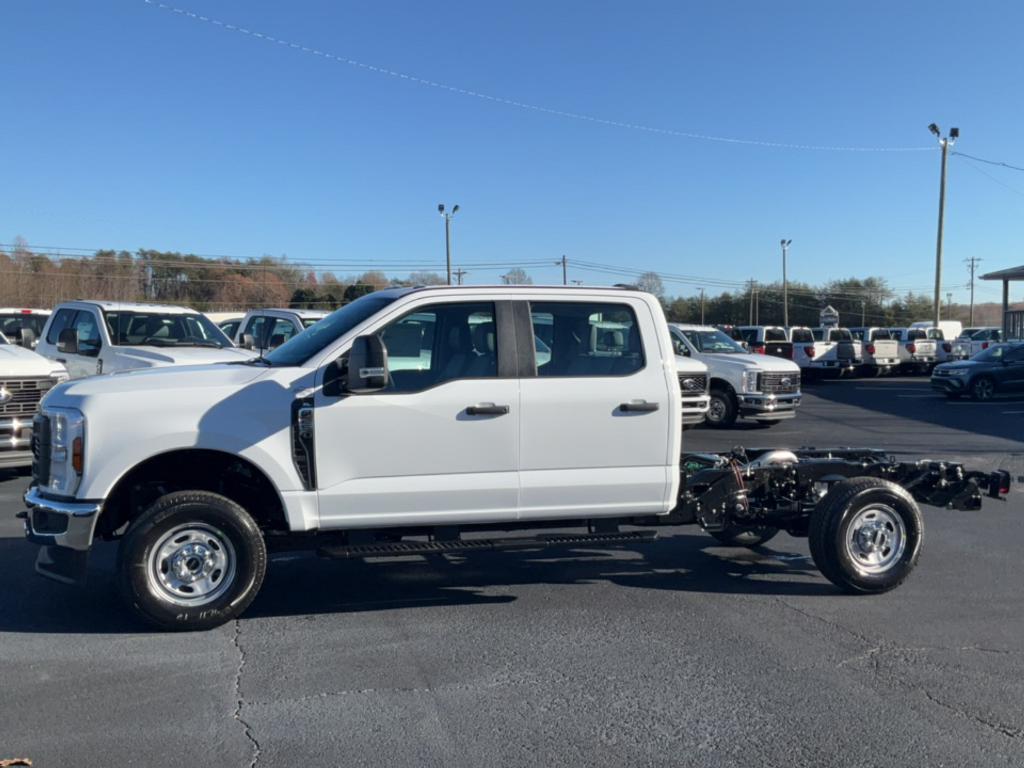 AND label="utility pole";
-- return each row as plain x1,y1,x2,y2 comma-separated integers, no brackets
699,287,705,325
861,299,866,326
965,257,981,325
928,124,959,326
556,255,568,285
453,268,468,285
748,280,758,325
437,203,460,285
947,292,953,313
781,239,792,327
